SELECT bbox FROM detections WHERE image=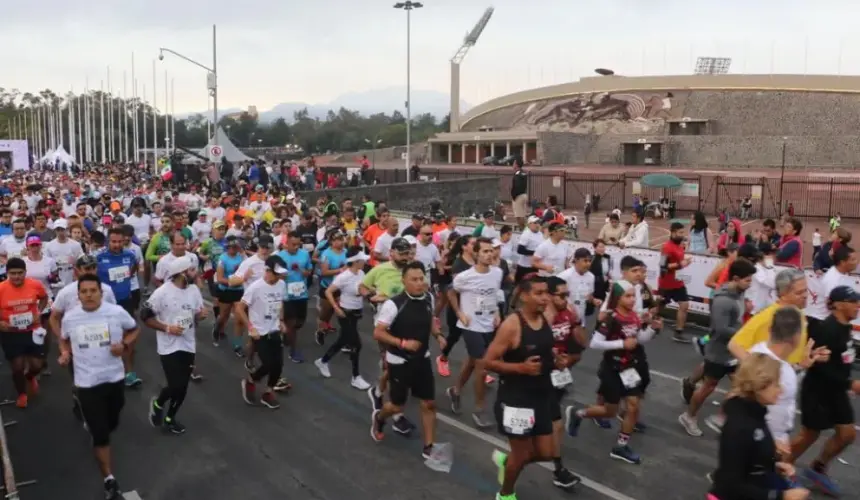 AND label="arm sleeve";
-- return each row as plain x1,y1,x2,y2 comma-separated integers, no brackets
589,319,625,351
145,233,160,262
710,296,739,339
516,244,535,257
